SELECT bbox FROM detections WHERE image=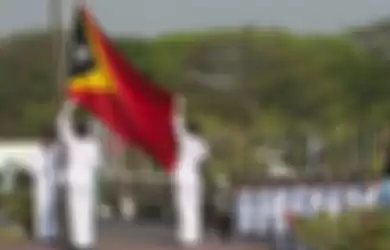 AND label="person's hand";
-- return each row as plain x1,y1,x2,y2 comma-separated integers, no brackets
177,95,186,113
58,100,77,119
62,100,76,112
56,100,77,125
